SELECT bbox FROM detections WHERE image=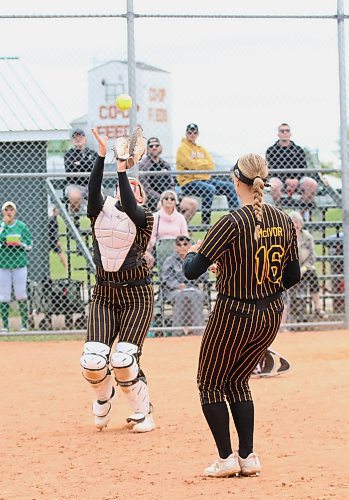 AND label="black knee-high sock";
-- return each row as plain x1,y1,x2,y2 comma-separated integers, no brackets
229,400,254,459
202,401,232,459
